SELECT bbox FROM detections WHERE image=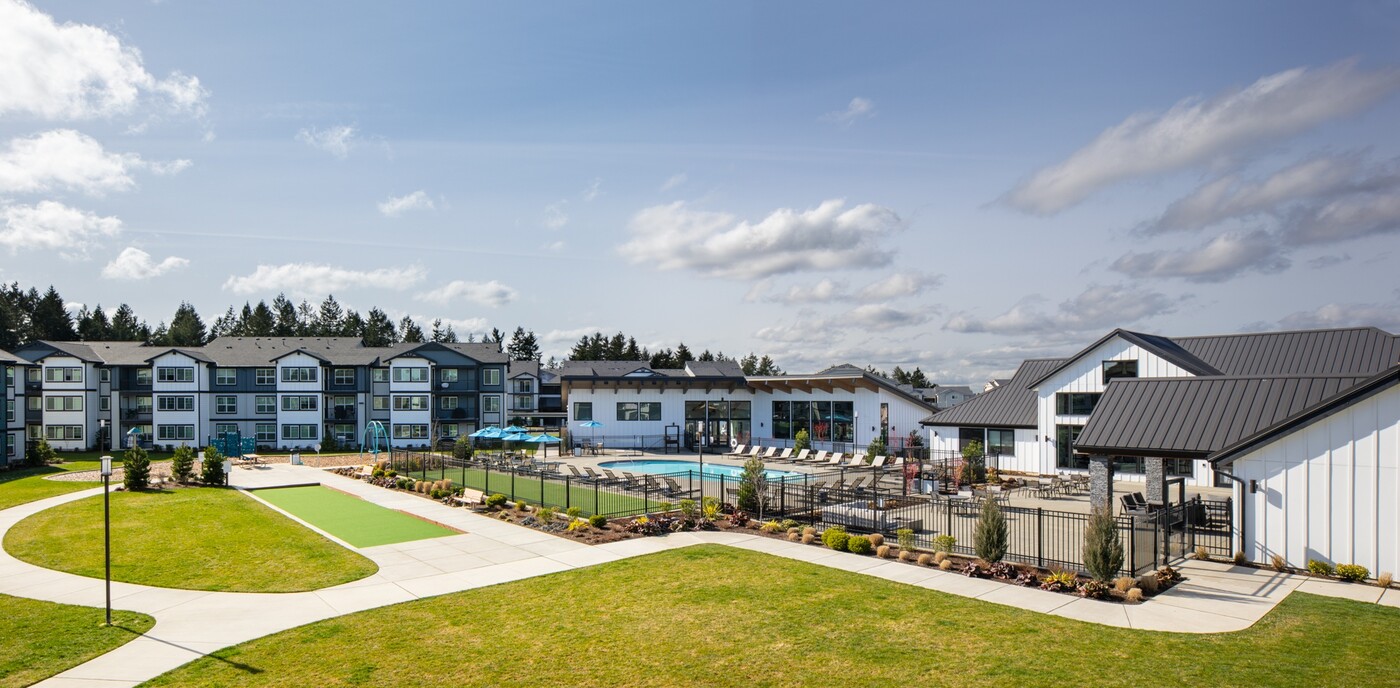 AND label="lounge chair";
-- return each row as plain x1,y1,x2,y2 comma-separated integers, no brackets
747,446,763,458
803,450,828,465
662,476,697,498
726,444,748,457
822,453,845,467
774,447,794,462
584,466,608,483
621,472,643,489
841,455,864,468
848,476,869,491
790,449,811,463
566,465,599,483
869,455,888,469
601,468,627,484
760,447,778,459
